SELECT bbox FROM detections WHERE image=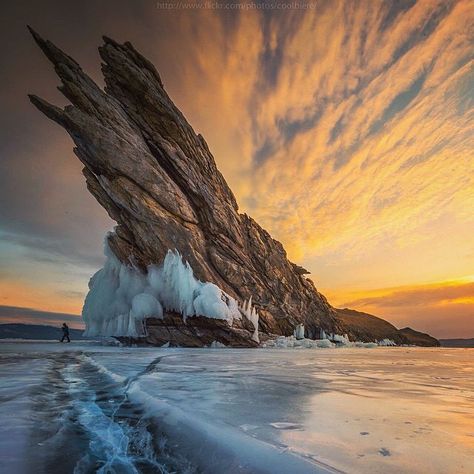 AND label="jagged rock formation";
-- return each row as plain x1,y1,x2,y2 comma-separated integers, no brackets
28,28,343,345
28,29,440,348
